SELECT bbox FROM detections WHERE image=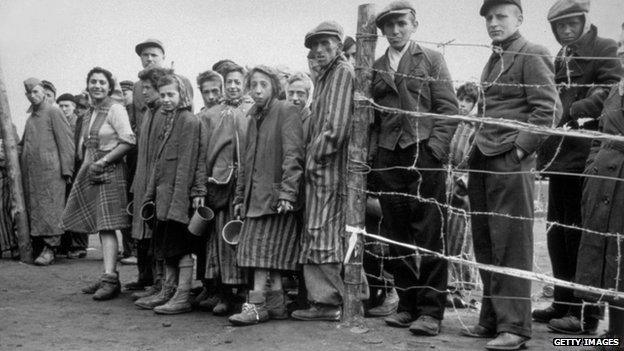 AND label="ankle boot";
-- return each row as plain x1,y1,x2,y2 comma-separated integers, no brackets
266,290,288,319
154,255,193,315
135,263,177,310
93,272,121,301
131,261,164,300
228,290,269,326
82,279,101,294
